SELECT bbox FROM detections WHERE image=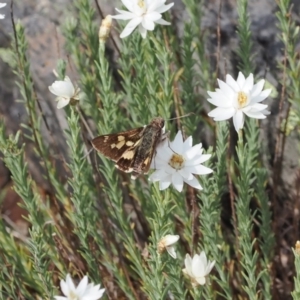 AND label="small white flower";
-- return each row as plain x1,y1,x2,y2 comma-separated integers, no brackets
182,252,215,286
54,274,105,300
207,72,272,132
149,131,213,192
157,234,180,259
112,0,174,39
49,76,80,109
0,3,7,19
